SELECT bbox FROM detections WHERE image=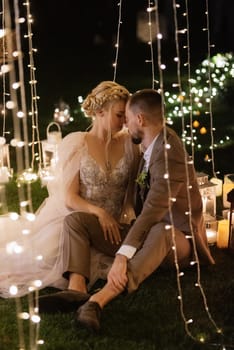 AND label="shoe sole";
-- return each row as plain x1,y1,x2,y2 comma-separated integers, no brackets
75,317,100,333
39,293,89,313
